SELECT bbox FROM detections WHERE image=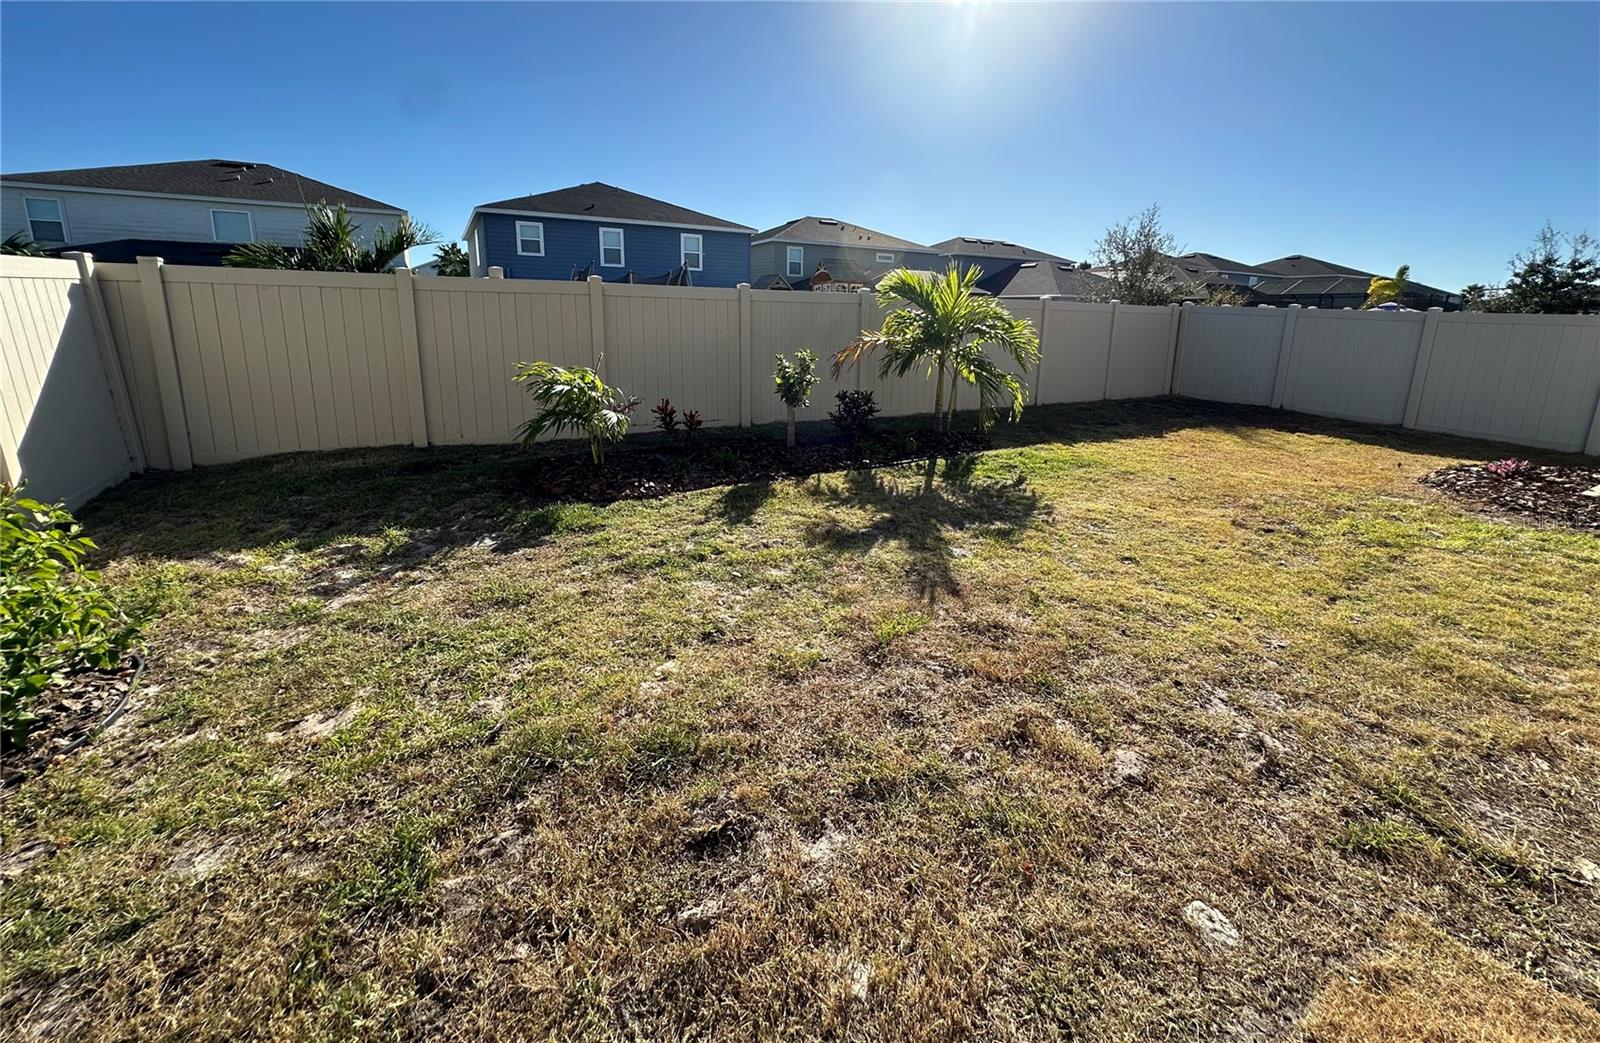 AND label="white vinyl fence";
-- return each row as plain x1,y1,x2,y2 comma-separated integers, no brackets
1172,304,1600,454
2,253,1598,507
